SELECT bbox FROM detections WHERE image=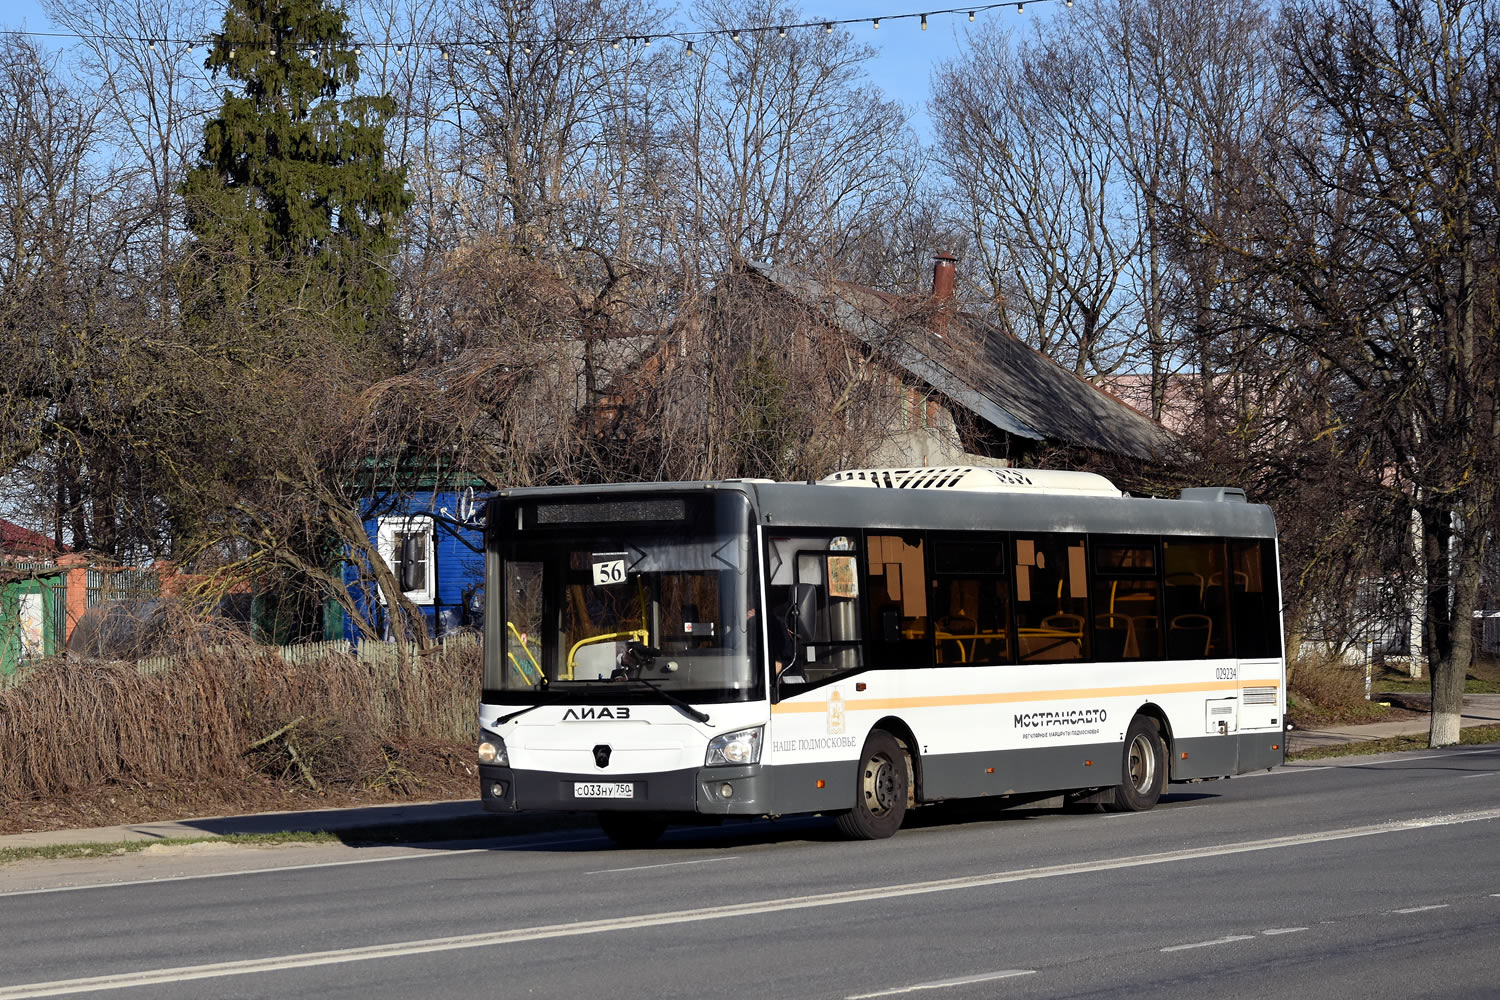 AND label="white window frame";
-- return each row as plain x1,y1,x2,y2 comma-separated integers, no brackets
377,515,436,605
